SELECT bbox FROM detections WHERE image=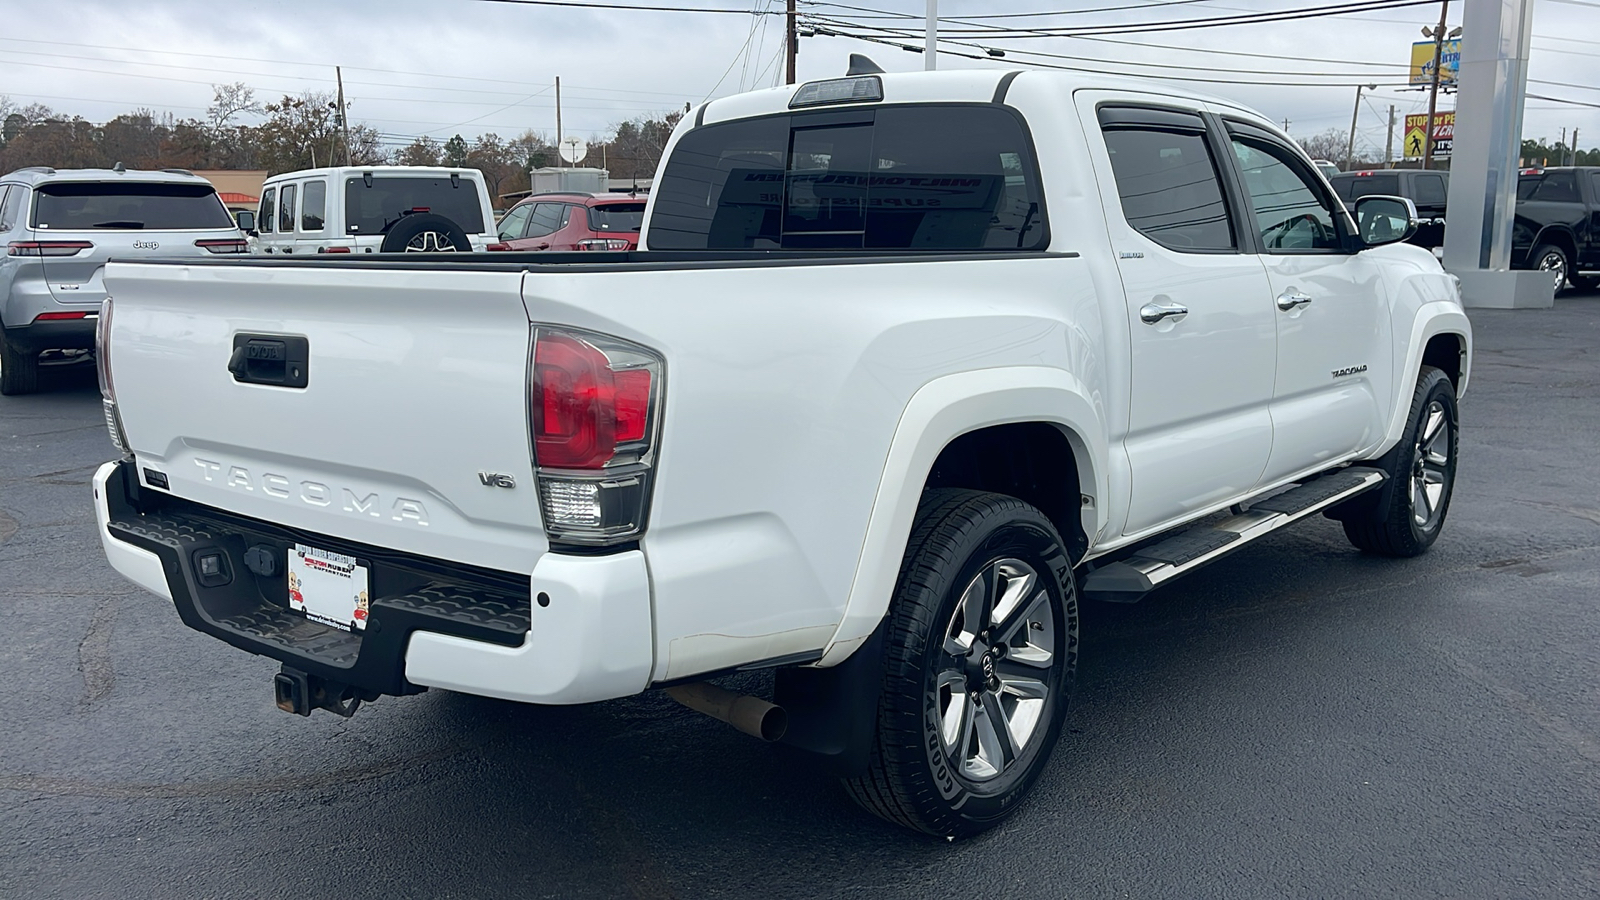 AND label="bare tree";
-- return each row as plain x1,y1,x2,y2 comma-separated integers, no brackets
208,82,263,134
